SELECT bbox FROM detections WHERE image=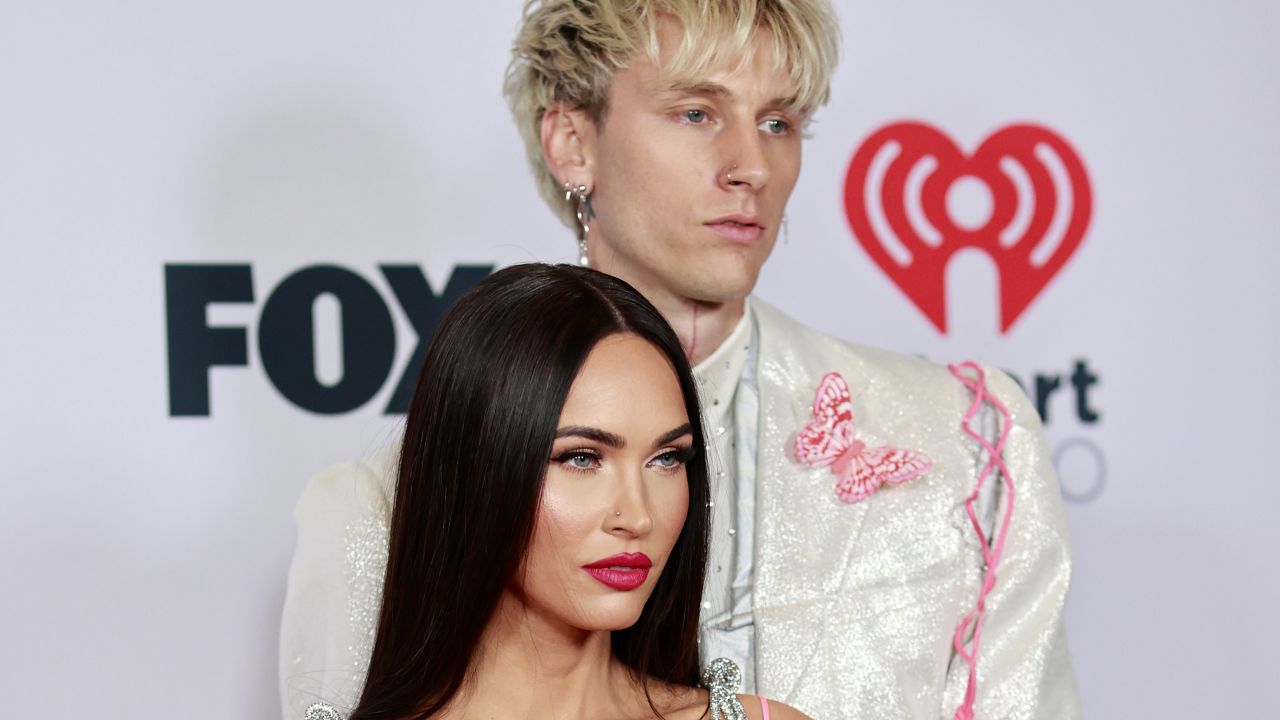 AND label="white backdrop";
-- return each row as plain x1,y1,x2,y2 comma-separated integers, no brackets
3,2,1278,717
